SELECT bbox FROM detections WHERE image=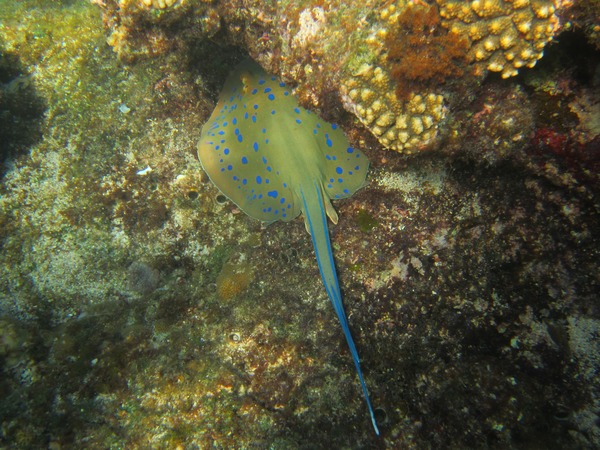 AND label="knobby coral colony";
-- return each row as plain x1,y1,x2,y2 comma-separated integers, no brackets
341,0,563,153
